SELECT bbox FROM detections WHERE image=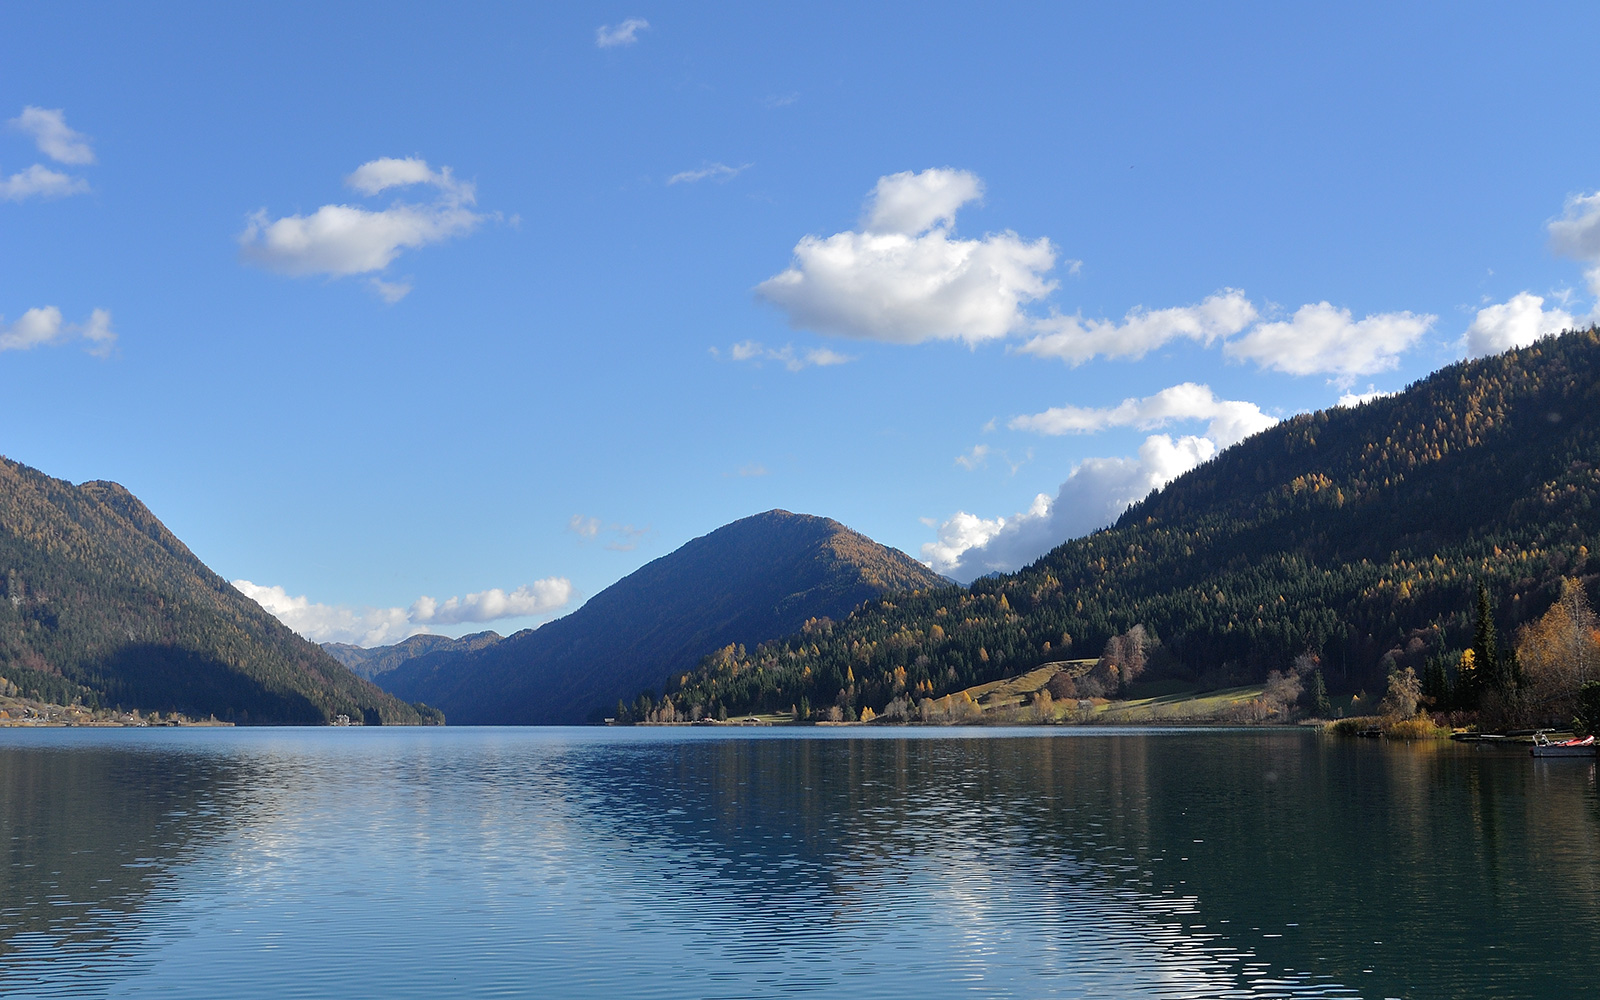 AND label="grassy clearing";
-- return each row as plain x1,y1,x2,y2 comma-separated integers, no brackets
1088,685,1268,724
